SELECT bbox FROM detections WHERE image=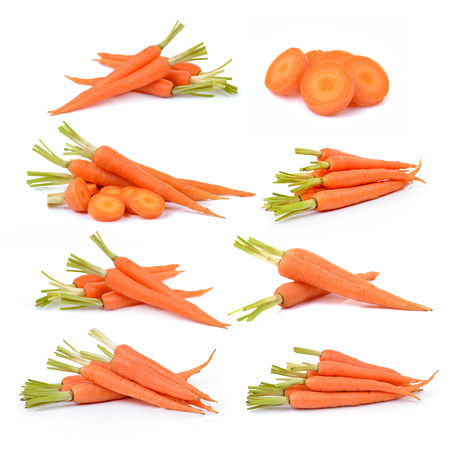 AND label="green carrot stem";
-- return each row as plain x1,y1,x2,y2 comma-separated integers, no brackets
274,378,307,390
272,199,318,222
247,396,289,409
233,236,281,266
286,363,316,372
90,232,117,261
289,178,322,194
66,254,107,278
247,387,285,396
295,148,321,156
97,345,114,358
23,379,62,389
293,347,323,357
47,358,81,374
271,365,306,378
79,350,111,364
58,122,97,155
274,171,313,183
60,293,103,309
27,171,75,187
300,161,329,172
263,193,301,209
168,43,208,66
246,300,282,322
32,141,69,169
228,295,282,316
88,328,118,351
158,21,184,50
172,81,214,97
26,391,73,408
247,237,286,257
